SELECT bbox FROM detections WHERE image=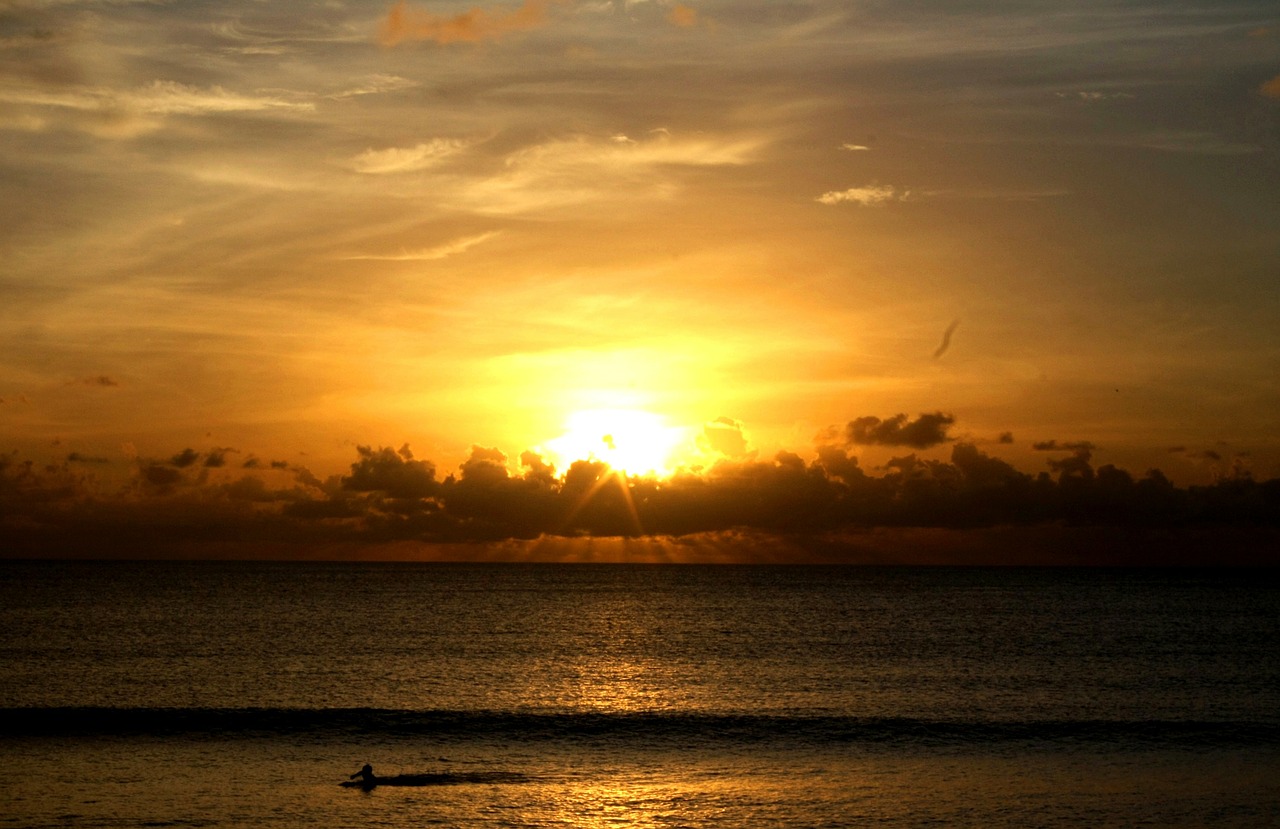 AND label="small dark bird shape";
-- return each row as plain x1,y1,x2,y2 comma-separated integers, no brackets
933,319,960,359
